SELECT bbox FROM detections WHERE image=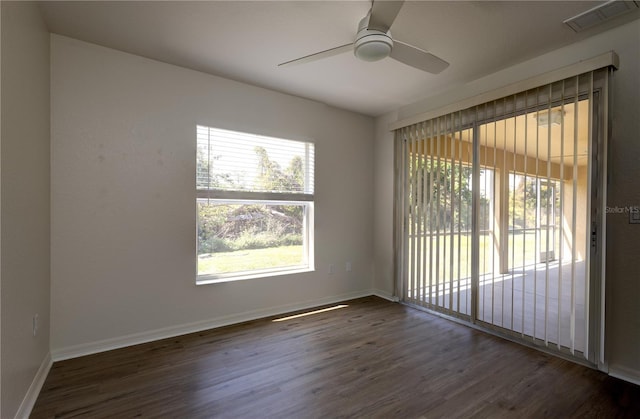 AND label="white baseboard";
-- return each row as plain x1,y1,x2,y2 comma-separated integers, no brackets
51,290,375,362
15,352,52,419
609,364,640,386
371,289,399,302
